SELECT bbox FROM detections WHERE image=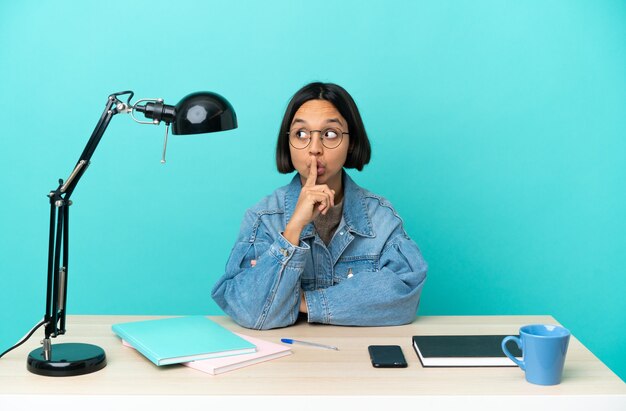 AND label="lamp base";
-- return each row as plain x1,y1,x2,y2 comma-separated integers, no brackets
27,343,106,377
